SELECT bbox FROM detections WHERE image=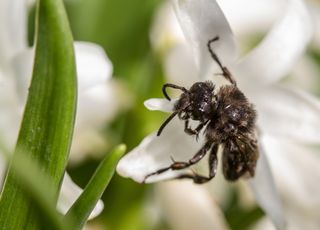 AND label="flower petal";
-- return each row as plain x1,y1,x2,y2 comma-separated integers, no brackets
74,42,113,90
14,47,118,122
70,81,128,164
217,0,285,37
0,70,22,147
0,0,28,68
254,85,320,144
248,137,285,230
155,181,229,230
57,173,104,220
144,98,176,113
310,3,320,47
117,119,205,183
77,82,125,128
262,135,320,215
253,211,320,230
11,48,34,104
172,0,237,79
164,44,199,87
237,0,313,85
150,1,185,52
12,42,113,104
